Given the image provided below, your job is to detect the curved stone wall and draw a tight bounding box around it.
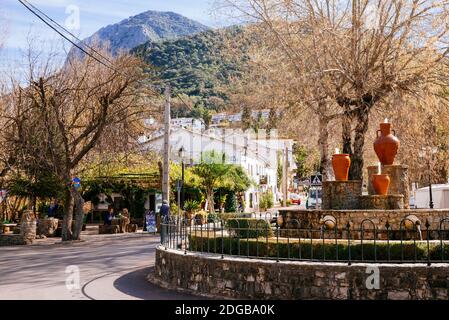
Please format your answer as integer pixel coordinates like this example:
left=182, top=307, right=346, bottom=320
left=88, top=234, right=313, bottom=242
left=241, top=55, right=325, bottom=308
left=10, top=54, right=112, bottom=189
left=278, top=208, right=449, bottom=231
left=151, top=247, right=449, bottom=300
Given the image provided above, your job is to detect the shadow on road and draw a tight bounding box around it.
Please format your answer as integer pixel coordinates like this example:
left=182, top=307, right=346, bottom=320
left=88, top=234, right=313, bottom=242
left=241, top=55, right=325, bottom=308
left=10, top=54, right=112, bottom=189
left=113, top=267, right=203, bottom=300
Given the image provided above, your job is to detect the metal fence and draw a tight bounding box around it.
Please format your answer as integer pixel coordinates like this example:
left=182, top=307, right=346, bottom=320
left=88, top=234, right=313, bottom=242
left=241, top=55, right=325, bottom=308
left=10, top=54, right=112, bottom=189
left=160, top=215, right=449, bottom=265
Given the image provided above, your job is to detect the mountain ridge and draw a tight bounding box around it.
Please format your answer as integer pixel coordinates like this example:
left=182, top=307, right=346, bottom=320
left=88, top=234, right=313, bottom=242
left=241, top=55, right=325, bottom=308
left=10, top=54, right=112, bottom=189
left=68, top=10, right=210, bottom=57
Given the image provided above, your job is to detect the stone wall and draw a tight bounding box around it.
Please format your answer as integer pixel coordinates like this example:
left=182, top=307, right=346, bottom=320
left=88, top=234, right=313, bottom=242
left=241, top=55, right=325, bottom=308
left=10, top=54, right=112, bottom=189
left=152, top=247, right=449, bottom=300
left=367, top=165, right=410, bottom=208
left=322, top=181, right=362, bottom=210
left=0, top=234, right=32, bottom=246
left=279, top=208, right=449, bottom=232
left=358, top=195, right=404, bottom=210
left=0, top=213, right=36, bottom=246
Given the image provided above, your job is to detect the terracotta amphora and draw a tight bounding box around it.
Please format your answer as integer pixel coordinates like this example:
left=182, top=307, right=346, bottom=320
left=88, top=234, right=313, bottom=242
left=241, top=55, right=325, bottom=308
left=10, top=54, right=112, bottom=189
left=332, top=154, right=351, bottom=181
left=374, top=123, right=400, bottom=165
left=372, top=174, right=391, bottom=195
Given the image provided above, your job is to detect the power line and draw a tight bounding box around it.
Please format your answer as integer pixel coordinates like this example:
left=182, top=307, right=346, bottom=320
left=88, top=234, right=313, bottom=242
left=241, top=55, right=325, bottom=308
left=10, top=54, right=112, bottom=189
left=17, top=0, right=116, bottom=72
left=20, top=0, right=114, bottom=67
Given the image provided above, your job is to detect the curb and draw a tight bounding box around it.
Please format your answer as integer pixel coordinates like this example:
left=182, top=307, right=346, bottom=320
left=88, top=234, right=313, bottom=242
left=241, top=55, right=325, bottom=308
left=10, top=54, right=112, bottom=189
left=28, top=232, right=157, bottom=247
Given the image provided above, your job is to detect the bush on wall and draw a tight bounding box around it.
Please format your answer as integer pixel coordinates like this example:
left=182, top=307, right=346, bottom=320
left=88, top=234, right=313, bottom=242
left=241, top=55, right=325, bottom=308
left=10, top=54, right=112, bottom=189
left=225, top=218, right=273, bottom=238
left=188, top=236, right=449, bottom=262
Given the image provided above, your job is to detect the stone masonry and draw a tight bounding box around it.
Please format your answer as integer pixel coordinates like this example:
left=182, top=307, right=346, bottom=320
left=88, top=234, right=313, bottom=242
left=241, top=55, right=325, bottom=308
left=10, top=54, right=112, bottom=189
left=358, top=195, right=404, bottom=210
left=0, top=234, right=31, bottom=246
left=152, top=247, right=449, bottom=300
left=322, top=181, right=362, bottom=210
left=367, top=165, right=410, bottom=208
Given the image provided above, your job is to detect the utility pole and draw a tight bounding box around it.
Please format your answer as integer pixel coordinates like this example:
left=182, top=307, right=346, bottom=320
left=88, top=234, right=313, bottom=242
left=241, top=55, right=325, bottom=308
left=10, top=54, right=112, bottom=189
left=162, top=86, right=171, bottom=203
left=282, top=146, right=289, bottom=207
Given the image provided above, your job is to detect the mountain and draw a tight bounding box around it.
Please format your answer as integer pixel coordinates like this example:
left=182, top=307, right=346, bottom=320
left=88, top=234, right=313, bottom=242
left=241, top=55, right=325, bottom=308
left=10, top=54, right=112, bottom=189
left=132, top=27, right=250, bottom=112
left=69, top=10, right=210, bottom=57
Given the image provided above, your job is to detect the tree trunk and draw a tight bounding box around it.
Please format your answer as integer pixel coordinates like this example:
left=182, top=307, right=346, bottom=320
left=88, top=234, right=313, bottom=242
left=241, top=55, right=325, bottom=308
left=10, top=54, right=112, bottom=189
left=349, top=105, right=370, bottom=181
left=342, top=106, right=353, bottom=155
left=32, top=196, right=37, bottom=217
left=72, top=189, right=85, bottom=240
left=62, top=187, right=74, bottom=241
left=207, top=189, right=215, bottom=214
left=318, top=116, right=331, bottom=181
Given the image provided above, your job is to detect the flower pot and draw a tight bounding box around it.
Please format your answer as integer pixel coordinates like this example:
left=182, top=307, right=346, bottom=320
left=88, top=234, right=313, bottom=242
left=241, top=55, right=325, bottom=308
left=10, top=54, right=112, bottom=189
left=374, top=123, right=400, bottom=165
left=332, top=154, right=351, bottom=181
left=372, top=174, right=391, bottom=195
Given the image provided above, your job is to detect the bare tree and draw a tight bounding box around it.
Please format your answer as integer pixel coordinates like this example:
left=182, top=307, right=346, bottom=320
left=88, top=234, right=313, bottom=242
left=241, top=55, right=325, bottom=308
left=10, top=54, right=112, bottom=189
left=216, top=0, right=449, bottom=180
left=2, top=48, right=156, bottom=241
left=219, top=25, right=340, bottom=180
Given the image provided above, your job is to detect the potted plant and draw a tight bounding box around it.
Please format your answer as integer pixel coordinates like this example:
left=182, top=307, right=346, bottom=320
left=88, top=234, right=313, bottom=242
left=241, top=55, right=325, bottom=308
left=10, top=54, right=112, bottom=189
left=195, top=210, right=207, bottom=225
left=183, top=200, right=200, bottom=221
left=218, top=194, right=227, bottom=214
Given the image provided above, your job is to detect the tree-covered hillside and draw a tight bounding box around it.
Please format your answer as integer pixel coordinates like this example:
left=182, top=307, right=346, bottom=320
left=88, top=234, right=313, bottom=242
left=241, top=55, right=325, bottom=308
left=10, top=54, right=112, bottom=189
left=132, top=27, right=250, bottom=112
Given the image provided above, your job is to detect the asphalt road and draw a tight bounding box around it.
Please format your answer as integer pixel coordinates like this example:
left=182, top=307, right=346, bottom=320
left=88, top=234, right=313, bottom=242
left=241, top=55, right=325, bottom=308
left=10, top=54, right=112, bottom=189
left=0, top=234, right=196, bottom=300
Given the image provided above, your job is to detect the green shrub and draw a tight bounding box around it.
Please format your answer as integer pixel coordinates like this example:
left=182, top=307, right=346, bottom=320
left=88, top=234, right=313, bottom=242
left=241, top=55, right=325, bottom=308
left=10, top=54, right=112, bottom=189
left=188, top=236, right=449, bottom=262
left=170, top=202, right=179, bottom=215
left=259, top=190, right=274, bottom=212
left=224, top=192, right=237, bottom=212
left=207, top=212, right=220, bottom=223
left=184, top=199, right=201, bottom=213
left=218, top=212, right=252, bottom=221
left=225, top=218, right=274, bottom=238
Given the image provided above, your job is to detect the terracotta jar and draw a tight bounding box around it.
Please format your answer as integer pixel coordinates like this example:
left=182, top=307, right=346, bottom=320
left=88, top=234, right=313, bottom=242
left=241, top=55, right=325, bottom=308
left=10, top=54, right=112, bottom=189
left=332, top=154, right=351, bottom=181
left=372, top=174, right=391, bottom=195
left=374, top=123, right=400, bottom=165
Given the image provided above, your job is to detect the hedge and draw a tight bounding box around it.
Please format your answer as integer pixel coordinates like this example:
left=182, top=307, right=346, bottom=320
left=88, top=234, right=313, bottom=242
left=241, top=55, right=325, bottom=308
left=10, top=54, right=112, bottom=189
left=188, top=235, right=449, bottom=262
left=225, top=218, right=274, bottom=238
left=218, top=213, right=253, bottom=221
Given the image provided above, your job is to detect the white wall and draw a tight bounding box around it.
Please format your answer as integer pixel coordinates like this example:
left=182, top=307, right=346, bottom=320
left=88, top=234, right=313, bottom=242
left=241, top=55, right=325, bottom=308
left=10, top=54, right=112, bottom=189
left=142, top=127, right=294, bottom=211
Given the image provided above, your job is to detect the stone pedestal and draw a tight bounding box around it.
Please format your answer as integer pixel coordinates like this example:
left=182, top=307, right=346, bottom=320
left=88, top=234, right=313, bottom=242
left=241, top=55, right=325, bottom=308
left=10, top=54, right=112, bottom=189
left=37, top=218, right=59, bottom=237
left=367, top=165, right=409, bottom=208
left=323, top=181, right=362, bottom=210
left=99, top=225, right=120, bottom=234
left=358, top=195, right=404, bottom=210
left=126, top=224, right=138, bottom=233
left=21, top=222, right=36, bottom=243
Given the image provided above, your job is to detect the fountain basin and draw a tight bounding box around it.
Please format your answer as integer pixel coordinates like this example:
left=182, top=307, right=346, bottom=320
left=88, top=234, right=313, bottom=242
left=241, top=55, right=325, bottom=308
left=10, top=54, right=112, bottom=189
left=278, top=208, right=449, bottom=240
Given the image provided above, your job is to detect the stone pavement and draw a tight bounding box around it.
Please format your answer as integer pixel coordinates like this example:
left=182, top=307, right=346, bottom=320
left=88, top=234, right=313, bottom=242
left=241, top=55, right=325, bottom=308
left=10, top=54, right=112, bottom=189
left=0, top=231, right=196, bottom=300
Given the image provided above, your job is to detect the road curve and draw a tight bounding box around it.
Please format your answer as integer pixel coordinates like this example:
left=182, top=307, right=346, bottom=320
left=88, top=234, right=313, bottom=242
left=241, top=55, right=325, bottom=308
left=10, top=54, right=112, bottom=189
left=0, top=234, right=195, bottom=300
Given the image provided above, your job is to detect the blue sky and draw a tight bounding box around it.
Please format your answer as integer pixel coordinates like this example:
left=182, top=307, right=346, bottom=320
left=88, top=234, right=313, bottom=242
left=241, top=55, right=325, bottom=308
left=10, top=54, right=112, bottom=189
left=0, top=0, right=222, bottom=66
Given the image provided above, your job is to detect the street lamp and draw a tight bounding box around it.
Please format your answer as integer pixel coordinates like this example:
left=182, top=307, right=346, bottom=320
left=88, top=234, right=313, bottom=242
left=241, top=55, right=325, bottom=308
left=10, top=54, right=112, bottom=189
left=419, top=146, right=438, bottom=209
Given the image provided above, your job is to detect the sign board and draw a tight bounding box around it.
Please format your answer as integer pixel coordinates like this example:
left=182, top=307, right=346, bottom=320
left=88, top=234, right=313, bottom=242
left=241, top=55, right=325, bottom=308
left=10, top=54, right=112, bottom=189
left=145, top=210, right=157, bottom=233
left=176, top=179, right=183, bottom=192
left=310, top=174, right=323, bottom=186
left=155, top=193, right=163, bottom=213
left=72, top=177, right=81, bottom=190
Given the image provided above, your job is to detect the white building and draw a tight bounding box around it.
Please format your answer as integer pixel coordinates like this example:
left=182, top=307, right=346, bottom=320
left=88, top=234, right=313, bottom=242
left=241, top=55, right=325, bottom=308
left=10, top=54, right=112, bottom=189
left=211, top=113, right=228, bottom=125
left=171, top=117, right=205, bottom=131
left=142, top=127, right=296, bottom=211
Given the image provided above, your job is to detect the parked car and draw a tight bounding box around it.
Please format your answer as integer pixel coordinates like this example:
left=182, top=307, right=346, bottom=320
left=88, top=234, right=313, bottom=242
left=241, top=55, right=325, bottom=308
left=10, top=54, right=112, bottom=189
left=306, top=189, right=322, bottom=209
left=289, top=193, right=301, bottom=205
